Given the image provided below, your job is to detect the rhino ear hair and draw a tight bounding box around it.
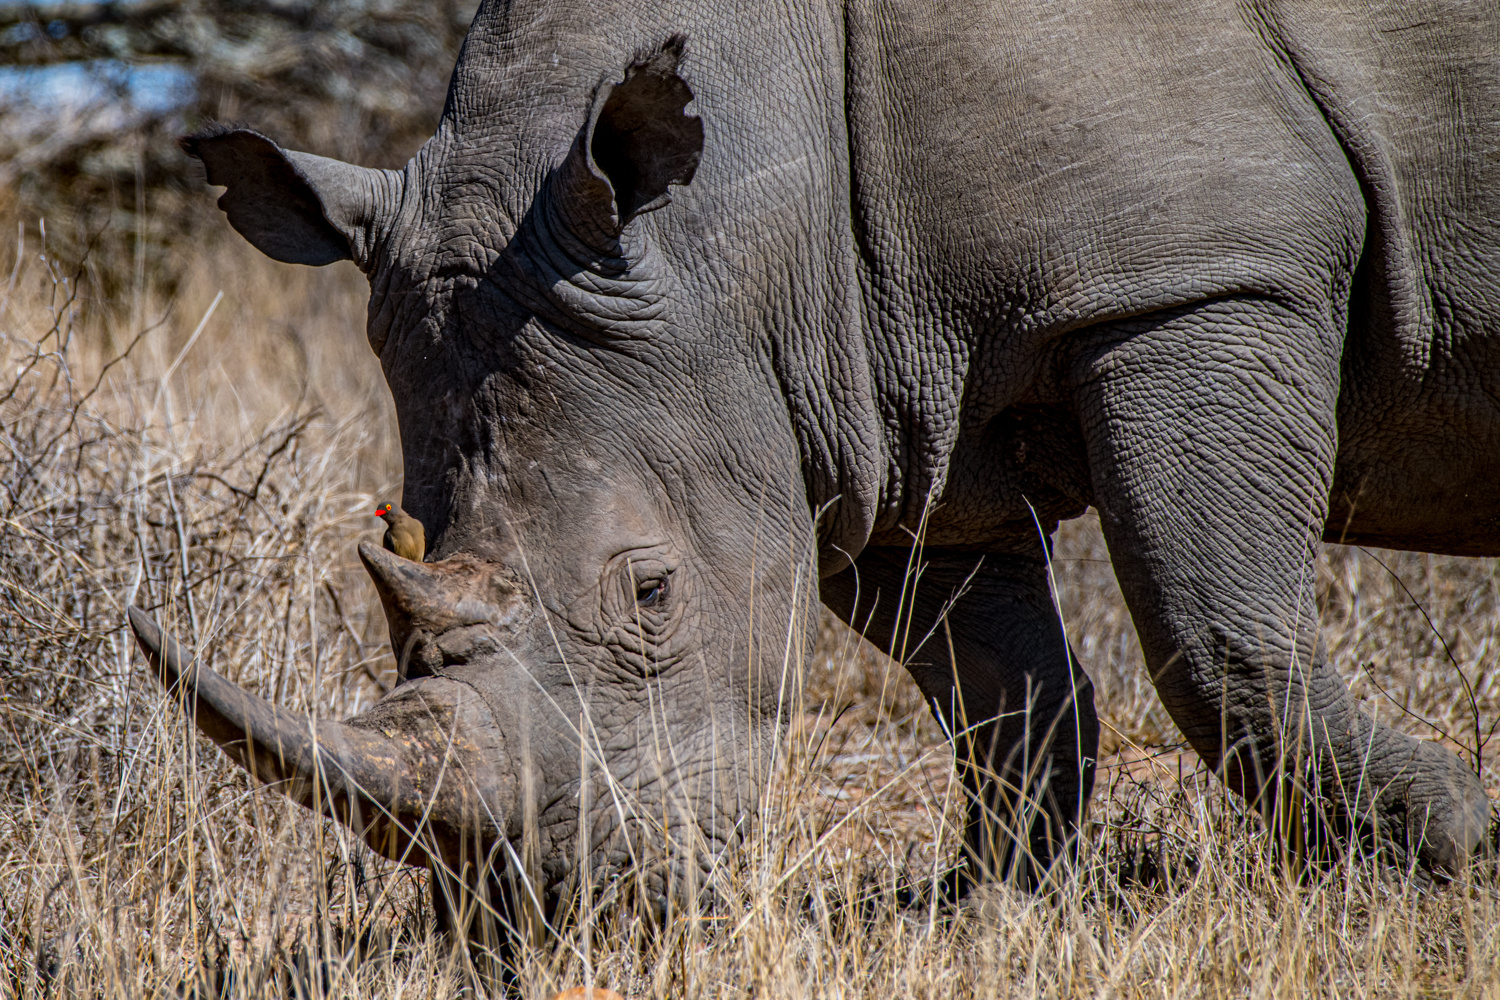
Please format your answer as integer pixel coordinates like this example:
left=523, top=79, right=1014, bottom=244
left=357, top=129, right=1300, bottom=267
left=179, top=126, right=400, bottom=269
left=565, top=35, right=703, bottom=233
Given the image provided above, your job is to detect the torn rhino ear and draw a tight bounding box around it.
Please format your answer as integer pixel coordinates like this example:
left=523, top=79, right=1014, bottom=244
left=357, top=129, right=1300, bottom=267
left=179, top=126, right=402, bottom=270
left=554, top=35, right=704, bottom=240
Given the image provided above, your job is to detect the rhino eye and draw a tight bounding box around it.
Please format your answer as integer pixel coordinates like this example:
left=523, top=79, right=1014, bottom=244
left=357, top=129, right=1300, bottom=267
left=635, top=579, right=666, bottom=608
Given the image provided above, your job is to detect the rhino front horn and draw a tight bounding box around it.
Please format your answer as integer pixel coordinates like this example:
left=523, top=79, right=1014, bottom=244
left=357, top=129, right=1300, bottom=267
left=127, top=607, right=515, bottom=865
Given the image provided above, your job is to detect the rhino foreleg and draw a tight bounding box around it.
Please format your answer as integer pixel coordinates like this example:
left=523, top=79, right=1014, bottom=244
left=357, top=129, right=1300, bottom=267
left=823, top=546, right=1099, bottom=893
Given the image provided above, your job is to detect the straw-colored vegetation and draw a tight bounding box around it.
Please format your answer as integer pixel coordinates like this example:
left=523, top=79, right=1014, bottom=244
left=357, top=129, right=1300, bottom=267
left=2, top=228, right=1498, bottom=998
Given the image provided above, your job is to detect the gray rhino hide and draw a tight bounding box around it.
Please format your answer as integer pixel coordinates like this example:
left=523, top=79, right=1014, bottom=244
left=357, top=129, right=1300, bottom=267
left=135, top=0, right=1497, bottom=937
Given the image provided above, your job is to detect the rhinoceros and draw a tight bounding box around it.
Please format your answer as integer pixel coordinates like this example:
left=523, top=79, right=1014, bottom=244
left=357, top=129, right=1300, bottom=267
left=131, top=0, right=1497, bottom=941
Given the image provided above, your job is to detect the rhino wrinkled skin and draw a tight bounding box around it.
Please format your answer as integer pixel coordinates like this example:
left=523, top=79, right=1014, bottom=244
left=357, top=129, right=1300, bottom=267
left=132, top=0, right=1498, bottom=940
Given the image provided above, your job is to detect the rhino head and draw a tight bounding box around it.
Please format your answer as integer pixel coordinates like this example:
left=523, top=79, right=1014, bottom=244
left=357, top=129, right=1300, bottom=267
left=135, top=11, right=877, bottom=934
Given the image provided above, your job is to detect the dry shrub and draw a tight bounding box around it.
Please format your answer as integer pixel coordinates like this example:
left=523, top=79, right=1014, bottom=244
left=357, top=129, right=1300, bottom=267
left=0, top=226, right=1497, bottom=998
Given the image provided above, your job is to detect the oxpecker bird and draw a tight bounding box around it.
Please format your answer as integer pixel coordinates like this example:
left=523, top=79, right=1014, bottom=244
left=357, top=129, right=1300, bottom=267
left=375, top=502, right=425, bottom=562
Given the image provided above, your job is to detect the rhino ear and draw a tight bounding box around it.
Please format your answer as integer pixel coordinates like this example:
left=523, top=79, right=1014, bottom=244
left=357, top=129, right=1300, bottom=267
left=179, top=126, right=400, bottom=269
left=558, top=36, right=703, bottom=237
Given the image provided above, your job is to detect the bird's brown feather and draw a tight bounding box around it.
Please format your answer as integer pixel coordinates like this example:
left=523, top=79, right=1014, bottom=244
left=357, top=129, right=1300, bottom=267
left=377, top=504, right=425, bottom=562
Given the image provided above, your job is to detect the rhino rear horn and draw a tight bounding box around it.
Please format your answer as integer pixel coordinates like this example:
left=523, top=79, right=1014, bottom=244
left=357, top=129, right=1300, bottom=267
left=359, top=541, right=529, bottom=653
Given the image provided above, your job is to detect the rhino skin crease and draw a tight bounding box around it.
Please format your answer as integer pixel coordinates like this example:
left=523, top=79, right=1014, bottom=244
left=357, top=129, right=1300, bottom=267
left=139, top=0, right=1498, bottom=947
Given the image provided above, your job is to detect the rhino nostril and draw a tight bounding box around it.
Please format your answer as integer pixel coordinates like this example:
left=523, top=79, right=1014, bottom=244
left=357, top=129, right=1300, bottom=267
left=398, top=631, right=441, bottom=682
left=435, top=626, right=499, bottom=667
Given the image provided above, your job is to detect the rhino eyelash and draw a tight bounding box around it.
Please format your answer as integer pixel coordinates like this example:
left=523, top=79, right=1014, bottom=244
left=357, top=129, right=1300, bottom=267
left=635, top=579, right=666, bottom=608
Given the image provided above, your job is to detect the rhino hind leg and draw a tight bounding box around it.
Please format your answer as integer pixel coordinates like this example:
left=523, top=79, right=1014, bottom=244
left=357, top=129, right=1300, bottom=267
left=1071, top=295, right=1489, bottom=874
left=823, top=546, right=1099, bottom=893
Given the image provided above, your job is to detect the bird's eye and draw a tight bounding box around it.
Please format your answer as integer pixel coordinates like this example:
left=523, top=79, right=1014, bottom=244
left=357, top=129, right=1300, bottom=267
left=635, top=579, right=665, bottom=608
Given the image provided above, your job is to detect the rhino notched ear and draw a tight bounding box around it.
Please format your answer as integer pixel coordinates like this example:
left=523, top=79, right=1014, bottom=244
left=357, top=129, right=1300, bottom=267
left=561, top=35, right=703, bottom=236
left=590, top=35, right=703, bottom=222
left=179, top=125, right=400, bottom=269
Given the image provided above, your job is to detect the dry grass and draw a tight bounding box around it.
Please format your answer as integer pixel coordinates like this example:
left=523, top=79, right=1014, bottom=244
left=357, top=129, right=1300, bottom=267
left=1, top=228, right=1498, bottom=998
